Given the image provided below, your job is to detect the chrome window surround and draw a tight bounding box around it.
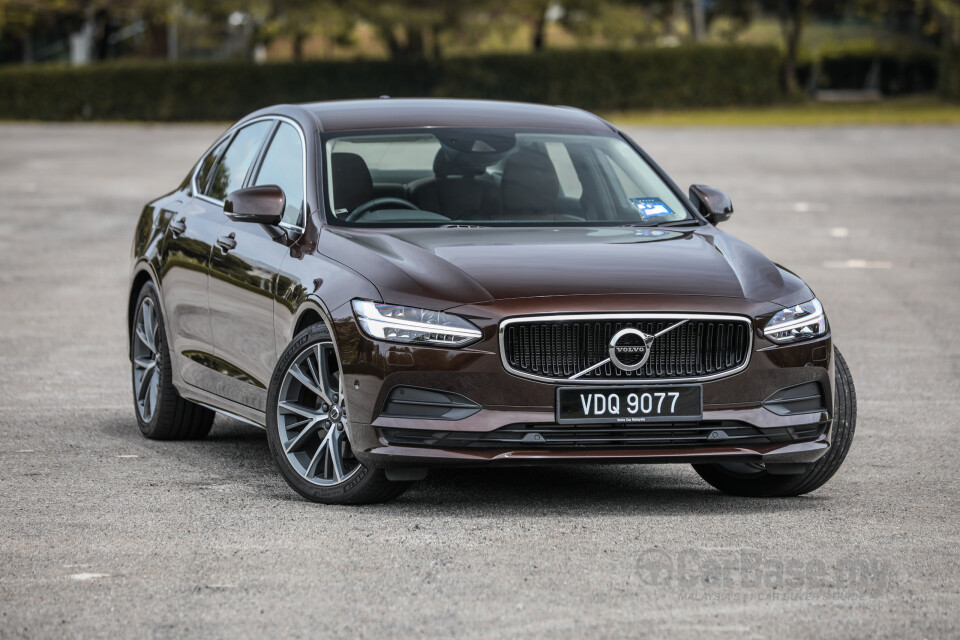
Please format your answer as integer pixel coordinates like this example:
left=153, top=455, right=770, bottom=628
left=498, top=313, right=754, bottom=385
left=190, top=115, right=309, bottom=234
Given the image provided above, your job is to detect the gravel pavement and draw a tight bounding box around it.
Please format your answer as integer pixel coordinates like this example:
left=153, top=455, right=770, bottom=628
left=0, top=122, right=958, bottom=639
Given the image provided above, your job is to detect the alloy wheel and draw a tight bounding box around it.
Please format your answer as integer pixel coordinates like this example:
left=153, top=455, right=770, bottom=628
left=132, top=297, right=161, bottom=423
left=276, top=341, right=361, bottom=486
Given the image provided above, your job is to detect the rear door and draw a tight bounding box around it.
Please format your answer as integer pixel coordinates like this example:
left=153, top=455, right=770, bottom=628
left=159, top=135, right=231, bottom=391
left=208, top=119, right=307, bottom=410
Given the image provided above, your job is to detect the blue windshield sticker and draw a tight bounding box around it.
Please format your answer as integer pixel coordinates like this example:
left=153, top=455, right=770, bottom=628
left=629, top=197, right=674, bottom=220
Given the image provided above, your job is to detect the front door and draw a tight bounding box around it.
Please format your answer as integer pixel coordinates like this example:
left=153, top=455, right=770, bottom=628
left=207, top=119, right=307, bottom=410
left=208, top=223, right=292, bottom=410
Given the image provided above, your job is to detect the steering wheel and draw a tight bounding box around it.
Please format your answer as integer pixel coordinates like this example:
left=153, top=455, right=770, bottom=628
left=345, top=197, right=421, bottom=222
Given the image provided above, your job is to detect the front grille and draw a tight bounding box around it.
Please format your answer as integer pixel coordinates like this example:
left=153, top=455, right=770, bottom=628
left=500, top=315, right=752, bottom=383
left=381, top=421, right=826, bottom=450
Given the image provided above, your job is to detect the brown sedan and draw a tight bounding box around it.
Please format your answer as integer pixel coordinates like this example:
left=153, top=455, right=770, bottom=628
left=128, top=99, right=856, bottom=504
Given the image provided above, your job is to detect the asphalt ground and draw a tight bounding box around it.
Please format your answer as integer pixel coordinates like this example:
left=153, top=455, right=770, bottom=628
left=0, top=123, right=958, bottom=639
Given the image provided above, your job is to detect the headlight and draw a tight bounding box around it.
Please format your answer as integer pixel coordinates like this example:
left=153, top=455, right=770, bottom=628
left=763, top=298, right=827, bottom=344
left=351, top=300, right=482, bottom=347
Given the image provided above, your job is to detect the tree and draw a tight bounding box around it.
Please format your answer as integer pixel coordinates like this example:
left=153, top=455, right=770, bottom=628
left=254, top=0, right=352, bottom=61
left=0, top=0, right=85, bottom=62
left=856, top=0, right=960, bottom=48
left=777, top=0, right=808, bottom=94
left=758, top=0, right=840, bottom=95
left=342, top=0, right=475, bottom=60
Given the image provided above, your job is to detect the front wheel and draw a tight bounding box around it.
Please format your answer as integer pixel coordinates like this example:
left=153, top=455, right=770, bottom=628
left=693, top=347, right=857, bottom=497
left=265, top=324, right=411, bottom=504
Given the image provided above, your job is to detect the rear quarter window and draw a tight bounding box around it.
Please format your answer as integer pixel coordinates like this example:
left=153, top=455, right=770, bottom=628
left=194, top=138, right=228, bottom=195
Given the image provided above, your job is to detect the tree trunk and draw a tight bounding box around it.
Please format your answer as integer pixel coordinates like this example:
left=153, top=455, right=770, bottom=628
left=532, top=11, right=547, bottom=51
left=407, top=27, right=425, bottom=59
left=691, top=0, right=706, bottom=42
left=431, top=25, right=442, bottom=60
left=292, top=32, right=306, bottom=61
left=380, top=25, right=402, bottom=60
left=93, top=10, right=113, bottom=61
left=779, top=0, right=805, bottom=94
left=22, top=33, right=34, bottom=64
left=144, top=19, right=169, bottom=59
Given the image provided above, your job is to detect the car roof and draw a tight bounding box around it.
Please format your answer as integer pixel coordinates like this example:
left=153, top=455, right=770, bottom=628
left=244, top=98, right=616, bottom=133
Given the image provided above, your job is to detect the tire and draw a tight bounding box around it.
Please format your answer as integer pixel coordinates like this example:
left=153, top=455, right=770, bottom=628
left=130, top=282, right=214, bottom=440
left=693, top=346, right=857, bottom=497
left=265, top=323, right=411, bottom=505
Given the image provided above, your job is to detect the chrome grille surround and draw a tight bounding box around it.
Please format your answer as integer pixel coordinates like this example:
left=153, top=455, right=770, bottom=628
left=498, top=313, right=754, bottom=385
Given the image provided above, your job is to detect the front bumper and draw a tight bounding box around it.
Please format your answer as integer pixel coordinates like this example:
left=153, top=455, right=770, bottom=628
left=332, top=295, right=835, bottom=470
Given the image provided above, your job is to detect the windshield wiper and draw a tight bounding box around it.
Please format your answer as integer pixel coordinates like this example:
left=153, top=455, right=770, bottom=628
left=657, top=219, right=702, bottom=227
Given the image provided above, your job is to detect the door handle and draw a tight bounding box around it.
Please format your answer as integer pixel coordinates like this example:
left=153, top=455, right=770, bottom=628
left=169, top=217, right=186, bottom=236
left=217, top=233, right=237, bottom=252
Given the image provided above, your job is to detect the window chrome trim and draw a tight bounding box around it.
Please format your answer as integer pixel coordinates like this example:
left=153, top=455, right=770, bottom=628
left=190, top=114, right=309, bottom=233
left=498, top=313, right=754, bottom=385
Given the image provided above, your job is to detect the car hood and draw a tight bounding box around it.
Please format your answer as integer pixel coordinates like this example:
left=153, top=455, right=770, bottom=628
left=318, top=225, right=810, bottom=310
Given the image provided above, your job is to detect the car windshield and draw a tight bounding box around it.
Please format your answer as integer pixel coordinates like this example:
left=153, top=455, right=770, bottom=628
left=322, top=128, right=694, bottom=227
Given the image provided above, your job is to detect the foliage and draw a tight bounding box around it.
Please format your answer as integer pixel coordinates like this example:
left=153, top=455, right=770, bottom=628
left=434, top=46, right=782, bottom=108
left=798, top=49, right=941, bottom=93
left=0, top=45, right=782, bottom=120
left=943, top=47, right=960, bottom=98
left=605, top=96, right=960, bottom=125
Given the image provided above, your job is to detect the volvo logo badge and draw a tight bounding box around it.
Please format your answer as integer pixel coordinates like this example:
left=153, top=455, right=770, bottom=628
left=608, top=328, right=654, bottom=371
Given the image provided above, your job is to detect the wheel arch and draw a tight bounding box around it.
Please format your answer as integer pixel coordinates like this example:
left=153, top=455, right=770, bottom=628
left=293, top=307, right=325, bottom=336
left=128, top=268, right=155, bottom=330
left=289, top=295, right=338, bottom=338
left=128, top=262, right=168, bottom=363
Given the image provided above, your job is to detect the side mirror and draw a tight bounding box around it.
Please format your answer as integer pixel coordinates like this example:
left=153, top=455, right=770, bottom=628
left=689, top=184, right=733, bottom=225
left=224, top=185, right=285, bottom=225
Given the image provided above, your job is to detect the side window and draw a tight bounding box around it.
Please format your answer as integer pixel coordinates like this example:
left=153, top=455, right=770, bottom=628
left=254, top=123, right=305, bottom=227
left=206, top=120, right=272, bottom=201
left=194, top=138, right=228, bottom=194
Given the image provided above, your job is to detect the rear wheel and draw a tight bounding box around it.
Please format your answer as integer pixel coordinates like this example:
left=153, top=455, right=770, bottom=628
left=693, top=347, right=856, bottom=497
left=265, top=324, right=411, bottom=504
left=130, top=282, right=214, bottom=440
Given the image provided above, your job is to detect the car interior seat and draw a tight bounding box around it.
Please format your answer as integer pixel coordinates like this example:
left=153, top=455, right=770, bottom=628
left=409, top=150, right=499, bottom=220
left=330, top=152, right=374, bottom=214
left=499, top=147, right=563, bottom=221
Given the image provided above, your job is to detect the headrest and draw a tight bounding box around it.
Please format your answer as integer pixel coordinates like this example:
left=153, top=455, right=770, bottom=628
left=501, top=149, right=559, bottom=214
left=331, top=152, right=374, bottom=213
left=433, top=149, right=485, bottom=178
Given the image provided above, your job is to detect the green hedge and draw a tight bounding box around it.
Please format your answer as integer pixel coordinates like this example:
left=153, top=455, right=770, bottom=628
left=797, top=51, right=940, bottom=95
left=943, top=48, right=960, bottom=101
left=435, top=47, right=782, bottom=110
left=0, top=46, right=782, bottom=121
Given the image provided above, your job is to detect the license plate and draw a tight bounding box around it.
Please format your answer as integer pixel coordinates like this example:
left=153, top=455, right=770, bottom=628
left=556, top=385, right=703, bottom=424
